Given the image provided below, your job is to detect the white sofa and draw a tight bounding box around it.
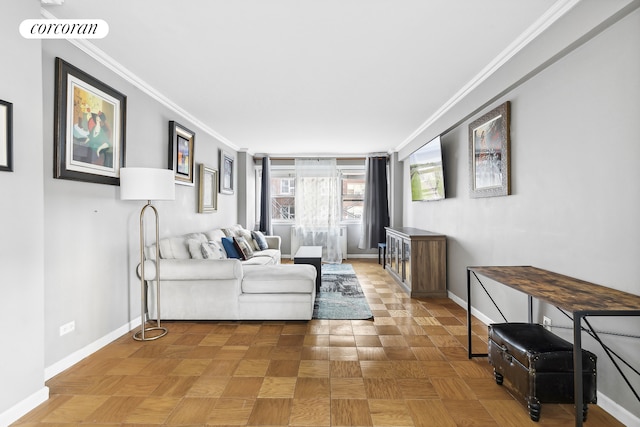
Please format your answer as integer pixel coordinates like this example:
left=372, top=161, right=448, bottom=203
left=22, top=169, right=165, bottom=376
left=140, top=225, right=317, bottom=320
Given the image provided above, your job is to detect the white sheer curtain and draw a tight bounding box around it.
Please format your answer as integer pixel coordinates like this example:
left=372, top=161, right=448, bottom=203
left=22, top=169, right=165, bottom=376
left=294, top=158, right=343, bottom=264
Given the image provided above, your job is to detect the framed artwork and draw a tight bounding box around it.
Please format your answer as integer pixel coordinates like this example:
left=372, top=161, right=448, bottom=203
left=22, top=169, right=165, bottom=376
left=219, top=149, right=234, bottom=194
left=469, top=101, right=511, bottom=198
left=169, top=121, right=195, bottom=186
left=0, top=99, right=12, bottom=172
left=54, top=57, right=126, bottom=185
left=198, top=164, right=218, bottom=213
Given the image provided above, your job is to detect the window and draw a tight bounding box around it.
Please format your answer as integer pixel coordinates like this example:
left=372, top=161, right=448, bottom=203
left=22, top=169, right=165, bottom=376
left=341, top=171, right=365, bottom=221
left=270, top=171, right=296, bottom=221
left=280, top=178, right=295, bottom=195
left=256, top=164, right=366, bottom=223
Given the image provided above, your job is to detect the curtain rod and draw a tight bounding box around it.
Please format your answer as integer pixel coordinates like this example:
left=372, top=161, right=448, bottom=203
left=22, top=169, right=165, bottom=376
left=254, top=153, right=389, bottom=160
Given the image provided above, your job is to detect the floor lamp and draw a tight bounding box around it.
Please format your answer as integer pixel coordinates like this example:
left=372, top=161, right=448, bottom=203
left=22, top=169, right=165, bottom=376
left=120, top=167, right=175, bottom=341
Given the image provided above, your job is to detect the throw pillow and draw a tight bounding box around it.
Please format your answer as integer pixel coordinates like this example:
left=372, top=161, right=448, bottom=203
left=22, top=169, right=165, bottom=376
left=221, top=237, right=242, bottom=259
left=251, top=230, right=269, bottom=250
left=221, top=227, right=237, bottom=237
left=202, top=242, right=225, bottom=260
left=233, top=236, right=254, bottom=260
left=208, top=240, right=227, bottom=259
left=201, top=242, right=217, bottom=259
left=187, top=239, right=205, bottom=259
left=237, top=228, right=253, bottom=243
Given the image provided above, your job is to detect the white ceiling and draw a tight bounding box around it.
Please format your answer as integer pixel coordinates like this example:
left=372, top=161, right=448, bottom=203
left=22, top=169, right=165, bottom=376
left=43, top=0, right=561, bottom=156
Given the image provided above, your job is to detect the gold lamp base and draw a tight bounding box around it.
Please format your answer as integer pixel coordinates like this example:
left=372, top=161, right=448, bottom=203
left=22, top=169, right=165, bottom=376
left=133, top=324, right=168, bottom=341
left=134, top=201, right=168, bottom=342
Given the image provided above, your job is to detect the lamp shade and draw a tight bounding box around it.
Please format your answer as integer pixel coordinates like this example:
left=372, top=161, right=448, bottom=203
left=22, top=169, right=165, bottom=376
left=120, top=167, right=175, bottom=201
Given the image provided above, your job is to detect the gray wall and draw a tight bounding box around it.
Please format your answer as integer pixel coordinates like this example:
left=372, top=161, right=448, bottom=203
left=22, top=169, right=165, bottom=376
left=237, top=150, right=256, bottom=228
left=403, top=9, right=640, bottom=420
left=1, top=0, right=638, bottom=424
left=0, top=0, right=47, bottom=420
left=41, top=41, right=238, bottom=369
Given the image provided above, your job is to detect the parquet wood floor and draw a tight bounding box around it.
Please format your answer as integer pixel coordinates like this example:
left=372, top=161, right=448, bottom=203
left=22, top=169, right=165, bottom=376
left=12, top=259, right=623, bottom=426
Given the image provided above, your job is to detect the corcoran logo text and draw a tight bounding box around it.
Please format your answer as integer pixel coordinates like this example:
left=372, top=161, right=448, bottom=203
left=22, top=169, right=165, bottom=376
left=20, top=19, right=109, bottom=39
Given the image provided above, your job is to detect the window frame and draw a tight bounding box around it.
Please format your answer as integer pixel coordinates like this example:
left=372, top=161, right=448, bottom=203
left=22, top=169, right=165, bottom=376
left=339, top=169, right=366, bottom=223
left=255, top=163, right=366, bottom=225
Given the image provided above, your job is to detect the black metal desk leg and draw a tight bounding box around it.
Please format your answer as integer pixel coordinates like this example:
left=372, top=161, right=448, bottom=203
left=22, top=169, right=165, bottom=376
left=528, top=295, right=533, bottom=323
left=574, top=313, right=584, bottom=427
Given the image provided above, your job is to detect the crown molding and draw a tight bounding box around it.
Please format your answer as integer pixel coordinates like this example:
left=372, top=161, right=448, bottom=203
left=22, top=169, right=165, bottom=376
left=40, top=8, right=239, bottom=151
left=394, top=0, right=580, bottom=152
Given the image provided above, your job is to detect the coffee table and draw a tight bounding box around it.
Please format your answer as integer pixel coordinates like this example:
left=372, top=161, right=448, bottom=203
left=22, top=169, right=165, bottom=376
left=294, top=246, right=322, bottom=291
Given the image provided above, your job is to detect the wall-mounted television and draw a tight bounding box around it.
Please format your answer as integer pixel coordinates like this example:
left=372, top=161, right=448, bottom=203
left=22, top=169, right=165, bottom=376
left=409, top=135, right=445, bottom=201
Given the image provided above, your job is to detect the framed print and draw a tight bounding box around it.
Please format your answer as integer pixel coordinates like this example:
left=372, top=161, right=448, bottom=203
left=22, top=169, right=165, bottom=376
left=54, top=57, right=126, bottom=185
left=219, top=149, right=234, bottom=194
left=0, top=99, right=12, bottom=172
left=198, top=164, right=218, bottom=213
left=169, top=121, right=195, bottom=186
left=469, top=101, right=511, bottom=198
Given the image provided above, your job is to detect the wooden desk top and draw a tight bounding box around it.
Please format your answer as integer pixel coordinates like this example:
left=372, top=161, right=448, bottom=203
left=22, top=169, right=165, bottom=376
left=468, top=266, right=640, bottom=314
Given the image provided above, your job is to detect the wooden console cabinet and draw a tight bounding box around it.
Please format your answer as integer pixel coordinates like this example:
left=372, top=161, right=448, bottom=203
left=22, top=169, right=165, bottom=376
left=385, top=227, right=447, bottom=298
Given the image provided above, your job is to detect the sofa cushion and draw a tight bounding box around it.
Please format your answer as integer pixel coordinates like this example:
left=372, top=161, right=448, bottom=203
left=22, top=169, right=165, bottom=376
left=185, top=232, right=208, bottom=243
left=159, top=237, right=190, bottom=259
left=252, top=248, right=280, bottom=259
left=206, top=229, right=227, bottom=244
left=242, top=265, right=316, bottom=293
left=221, top=237, right=242, bottom=259
left=241, top=256, right=274, bottom=265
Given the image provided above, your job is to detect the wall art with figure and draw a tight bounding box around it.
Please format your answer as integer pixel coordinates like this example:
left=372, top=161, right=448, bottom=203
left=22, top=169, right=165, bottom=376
left=169, top=121, right=195, bottom=186
left=54, top=57, right=126, bottom=185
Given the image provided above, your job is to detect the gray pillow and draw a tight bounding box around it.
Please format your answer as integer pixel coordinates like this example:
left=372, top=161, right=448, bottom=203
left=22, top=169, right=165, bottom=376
left=251, top=230, right=269, bottom=250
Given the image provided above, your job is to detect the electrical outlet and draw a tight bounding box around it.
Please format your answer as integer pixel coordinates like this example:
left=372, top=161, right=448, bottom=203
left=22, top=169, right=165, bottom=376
left=542, top=316, right=552, bottom=331
left=59, top=321, right=75, bottom=336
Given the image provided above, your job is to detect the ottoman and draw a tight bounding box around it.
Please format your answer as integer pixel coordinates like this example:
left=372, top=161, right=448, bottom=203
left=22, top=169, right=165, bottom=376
left=239, top=264, right=317, bottom=320
left=488, top=322, right=597, bottom=422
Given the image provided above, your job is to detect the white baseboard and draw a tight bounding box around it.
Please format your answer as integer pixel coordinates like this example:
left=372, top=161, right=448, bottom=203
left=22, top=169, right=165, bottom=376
left=0, top=386, right=49, bottom=427
left=596, top=392, right=640, bottom=427
left=447, top=290, right=496, bottom=325
left=2, top=318, right=140, bottom=426
left=44, top=317, right=140, bottom=380
left=344, top=254, right=377, bottom=259
left=447, top=291, right=640, bottom=427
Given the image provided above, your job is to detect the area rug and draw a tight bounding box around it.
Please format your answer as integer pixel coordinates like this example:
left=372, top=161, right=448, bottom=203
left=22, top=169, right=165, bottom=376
left=313, top=264, right=374, bottom=320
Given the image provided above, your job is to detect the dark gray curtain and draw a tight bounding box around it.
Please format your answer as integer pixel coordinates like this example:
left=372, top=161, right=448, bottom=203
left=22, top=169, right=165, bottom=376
left=259, top=156, right=272, bottom=235
left=359, top=156, right=389, bottom=249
